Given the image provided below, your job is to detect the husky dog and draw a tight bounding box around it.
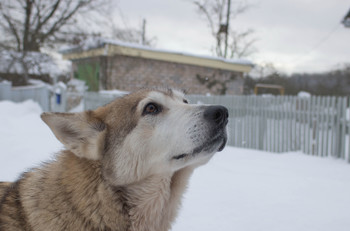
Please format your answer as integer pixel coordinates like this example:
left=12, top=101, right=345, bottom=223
left=0, top=88, right=228, bottom=231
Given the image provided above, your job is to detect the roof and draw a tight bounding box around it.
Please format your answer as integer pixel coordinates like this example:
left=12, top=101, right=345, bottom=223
left=60, top=38, right=254, bottom=73
left=255, top=83, right=284, bottom=89
left=342, top=9, right=350, bottom=27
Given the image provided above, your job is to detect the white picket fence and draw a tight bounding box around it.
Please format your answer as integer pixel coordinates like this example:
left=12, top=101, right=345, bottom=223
left=0, top=81, right=50, bottom=111
left=188, top=95, right=350, bottom=163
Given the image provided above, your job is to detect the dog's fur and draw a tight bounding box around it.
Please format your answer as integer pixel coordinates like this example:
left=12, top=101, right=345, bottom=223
left=0, top=88, right=228, bottom=231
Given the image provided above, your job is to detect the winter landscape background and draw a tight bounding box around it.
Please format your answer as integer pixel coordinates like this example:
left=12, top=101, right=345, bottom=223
left=1, top=100, right=350, bottom=231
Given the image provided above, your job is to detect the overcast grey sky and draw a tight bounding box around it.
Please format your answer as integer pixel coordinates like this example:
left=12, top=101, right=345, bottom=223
left=116, top=0, right=350, bottom=74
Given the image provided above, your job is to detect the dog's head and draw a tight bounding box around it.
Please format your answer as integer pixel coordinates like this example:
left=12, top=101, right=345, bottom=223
left=41, top=88, right=228, bottom=185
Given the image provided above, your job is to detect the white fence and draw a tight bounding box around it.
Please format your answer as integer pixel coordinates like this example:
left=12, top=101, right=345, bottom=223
left=84, top=92, right=126, bottom=110
left=188, top=95, right=350, bottom=162
left=0, top=81, right=50, bottom=111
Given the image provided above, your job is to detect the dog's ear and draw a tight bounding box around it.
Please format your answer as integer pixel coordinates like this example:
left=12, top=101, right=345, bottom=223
left=41, top=111, right=106, bottom=160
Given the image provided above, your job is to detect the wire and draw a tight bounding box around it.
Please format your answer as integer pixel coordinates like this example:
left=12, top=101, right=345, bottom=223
left=291, top=23, right=341, bottom=64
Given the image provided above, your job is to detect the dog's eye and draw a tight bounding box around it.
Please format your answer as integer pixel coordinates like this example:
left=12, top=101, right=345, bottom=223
left=143, top=103, right=161, bottom=115
left=183, top=99, right=189, bottom=104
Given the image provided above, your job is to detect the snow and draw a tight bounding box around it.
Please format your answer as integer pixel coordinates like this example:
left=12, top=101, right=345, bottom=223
left=99, top=89, right=129, bottom=95
left=298, top=91, right=312, bottom=97
left=172, top=150, right=350, bottom=231
left=1, top=100, right=350, bottom=231
left=0, top=50, right=66, bottom=77
left=0, top=100, right=62, bottom=181
left=56, top=81, right=67, bottom=90
left=42, top=50, right=72, bottom=75
left=0, top=79, right=11, bottom=84
left=69, top=100, right=84, bottom=113
left=28, top=79, right=52, bottom=88
left=60, top=37, right=254, bottom=67
left=67, top=78, right=87, bottom=92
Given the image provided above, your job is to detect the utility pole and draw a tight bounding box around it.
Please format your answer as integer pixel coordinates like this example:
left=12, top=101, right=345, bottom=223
left=141, top=19, right=146, bottom=45
left=224, top=0, right=231, bottom=58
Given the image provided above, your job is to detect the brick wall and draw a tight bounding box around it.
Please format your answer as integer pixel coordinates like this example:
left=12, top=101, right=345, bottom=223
left=72, top=55, right=245, bottom=95
left=105, top=55, right=244, bottom=95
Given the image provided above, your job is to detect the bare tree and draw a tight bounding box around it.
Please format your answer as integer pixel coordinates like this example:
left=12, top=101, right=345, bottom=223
left=0, top=0, right=112, bottom=52
left=228, top=28, right=257, bottom=59
left=0, top=0, right=114, bottom=85
left=193, top=0, right=256, bottom=59
left=99, top=6, right=157, bottom=47
left=1, top=50, right=57, bottom=85
left=250, top=62, right=279, bottom=79
left=106, top=18, right=156, bottom=46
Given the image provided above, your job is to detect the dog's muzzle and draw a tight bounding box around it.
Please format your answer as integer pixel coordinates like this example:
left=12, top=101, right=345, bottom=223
left=173, top=105, right=229, bottom=160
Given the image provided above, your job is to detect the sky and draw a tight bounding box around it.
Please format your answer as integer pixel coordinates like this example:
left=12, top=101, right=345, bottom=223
left=114, top=0, right=350, bottom=75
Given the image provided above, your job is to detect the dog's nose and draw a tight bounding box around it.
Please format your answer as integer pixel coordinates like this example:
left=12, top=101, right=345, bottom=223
left=203, top=106, right=229, bottom=126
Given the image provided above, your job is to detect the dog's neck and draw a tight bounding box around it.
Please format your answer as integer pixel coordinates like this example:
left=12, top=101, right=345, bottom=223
left=122, top=167, right=194, bottom=231
left=58, top=151, right=194, bottom=231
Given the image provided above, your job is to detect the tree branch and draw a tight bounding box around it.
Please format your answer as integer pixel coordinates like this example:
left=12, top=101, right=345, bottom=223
left=34, top=0, right=61, bottom=35
left=193, top=1, right=216, bottom=35
left=1, top=11, right=21, bottom=51
left=39, top=0, right=90, bottom=42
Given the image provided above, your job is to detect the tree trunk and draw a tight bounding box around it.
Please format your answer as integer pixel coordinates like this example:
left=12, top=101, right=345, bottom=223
left=23, top=0, right=34, bottom=51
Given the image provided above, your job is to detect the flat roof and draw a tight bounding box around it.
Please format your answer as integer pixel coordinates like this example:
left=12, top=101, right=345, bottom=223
left=61, top=38, right=254, bottom=73
left=255, top=83, right=284, bottom=89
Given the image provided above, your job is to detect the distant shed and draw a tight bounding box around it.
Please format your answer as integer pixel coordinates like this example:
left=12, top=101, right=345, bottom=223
left=254, top=84, right=285, bottom=95
left=61, top=39, right=253, bottom=95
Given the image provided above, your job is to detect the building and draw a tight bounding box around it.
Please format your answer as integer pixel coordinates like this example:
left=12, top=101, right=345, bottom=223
left=61, top=38, right=253, bottom=95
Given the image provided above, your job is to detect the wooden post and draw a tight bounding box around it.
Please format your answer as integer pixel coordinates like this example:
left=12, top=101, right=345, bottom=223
left=340, top=97, right=347, bottom=159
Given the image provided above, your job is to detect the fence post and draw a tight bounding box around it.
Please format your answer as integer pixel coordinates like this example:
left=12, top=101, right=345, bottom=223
left=324, top=96, right=331, bottom=157
left=0, top=81, right=12, bottom=100
left=315, top=96, right=321, bottom=156
left=259, top=97, right=266, bottom=151
left=335, top=97, right=342, bottom=158
left=348, top=97, right=350, bottom=163
left=319, top=97, right=327, bottom=156
left=273, top=96, right=277, bottom=152
left=306, top=97, right=312, bottom=155
left=340, top=97, right=347, bottom=159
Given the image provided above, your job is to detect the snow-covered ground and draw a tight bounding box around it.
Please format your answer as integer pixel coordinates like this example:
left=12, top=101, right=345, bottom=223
left=1, top=100, right=350, bottom=231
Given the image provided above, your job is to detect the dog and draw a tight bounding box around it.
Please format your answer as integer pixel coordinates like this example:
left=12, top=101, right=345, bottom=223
left=0, top=88, right=228, bottom=231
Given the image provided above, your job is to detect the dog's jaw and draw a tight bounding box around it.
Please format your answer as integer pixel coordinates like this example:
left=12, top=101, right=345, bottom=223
left=172, top=128, right=227, bottom=162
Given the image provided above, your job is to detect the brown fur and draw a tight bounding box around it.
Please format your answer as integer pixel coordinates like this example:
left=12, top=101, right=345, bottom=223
left=0, top=182, right=11, bottom=199
left=0, top=152, right=193, bottom=231
left=0, top=88, right=227, bottom=231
